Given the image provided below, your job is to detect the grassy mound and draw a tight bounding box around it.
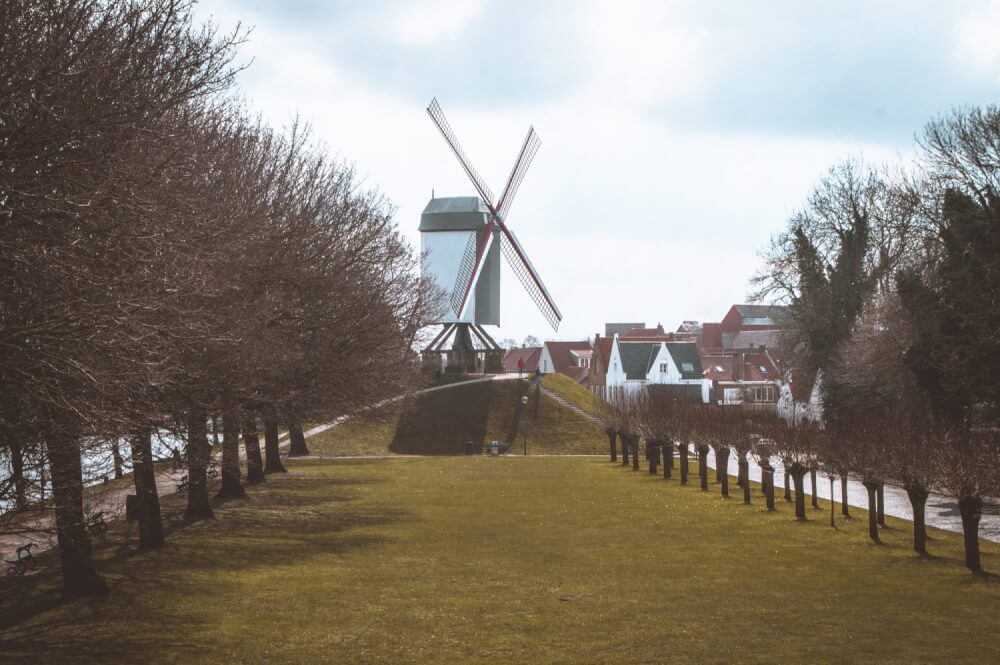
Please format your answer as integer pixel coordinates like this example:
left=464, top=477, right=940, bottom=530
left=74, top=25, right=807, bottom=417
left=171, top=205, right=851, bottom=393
left=308, top=378, right=606, bottom=456
left=3, top=457, right=998, bottom=664
left=540, top=372, right=604, bottom=416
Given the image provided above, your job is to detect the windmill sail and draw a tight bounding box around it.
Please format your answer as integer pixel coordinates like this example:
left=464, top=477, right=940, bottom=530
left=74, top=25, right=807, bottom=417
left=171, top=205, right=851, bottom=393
left=496, top=127, right=540, bottom=222
left=426, top=98, right=495, bottom=208
left=498, top=222, right=562, bottom=331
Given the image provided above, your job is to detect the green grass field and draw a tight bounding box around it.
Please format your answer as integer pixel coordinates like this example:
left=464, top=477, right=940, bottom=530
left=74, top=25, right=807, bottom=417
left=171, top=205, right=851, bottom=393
left=307, top=378, right=607, bottom=456
left=2, top=455, right=998, bottom=664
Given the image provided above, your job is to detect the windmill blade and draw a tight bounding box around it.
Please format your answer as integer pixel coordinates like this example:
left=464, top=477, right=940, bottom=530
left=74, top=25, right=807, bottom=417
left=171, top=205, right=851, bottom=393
left=451, top=221, right=497, bottom=319
left=496, top=127, right=540, bottom=222
left=497, top=222, right=562, bottom=331
left=426, top=98, right=495, bottom=209
left=449, top=232, right=478, bottom=315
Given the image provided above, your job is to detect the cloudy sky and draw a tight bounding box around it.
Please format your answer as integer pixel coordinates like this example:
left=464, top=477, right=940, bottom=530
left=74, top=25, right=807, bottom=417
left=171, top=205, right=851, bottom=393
left=194, top=0, right=1000, bottom=344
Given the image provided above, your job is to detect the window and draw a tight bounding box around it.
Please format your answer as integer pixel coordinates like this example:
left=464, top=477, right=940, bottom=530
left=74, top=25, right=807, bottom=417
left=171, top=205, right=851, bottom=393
left=681, top=362, right=695, bottom=373
left=659, top=363, right=668, bottom=373
left=750, top=386, right=776, bottom=402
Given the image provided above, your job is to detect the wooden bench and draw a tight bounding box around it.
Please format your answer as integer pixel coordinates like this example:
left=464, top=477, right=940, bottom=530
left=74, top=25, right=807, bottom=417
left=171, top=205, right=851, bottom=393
left=86, top=511, right=107, bottom=536
left=5, top=543, right=36, bottom=577
left=175, top=475, right=189, bottom=493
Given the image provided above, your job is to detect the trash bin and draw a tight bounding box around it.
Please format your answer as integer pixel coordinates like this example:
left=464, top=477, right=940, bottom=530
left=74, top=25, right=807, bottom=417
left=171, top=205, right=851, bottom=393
left=464, top=441, right=475, bottom=456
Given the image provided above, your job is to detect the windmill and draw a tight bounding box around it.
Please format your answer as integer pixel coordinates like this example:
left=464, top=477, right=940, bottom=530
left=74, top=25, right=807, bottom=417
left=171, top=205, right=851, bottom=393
left=421, top=98, right=562, bottom=372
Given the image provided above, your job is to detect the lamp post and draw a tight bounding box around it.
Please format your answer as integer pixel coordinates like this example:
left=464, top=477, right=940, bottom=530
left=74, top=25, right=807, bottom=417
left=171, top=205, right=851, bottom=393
left=521, top=395, right=529, bottom=456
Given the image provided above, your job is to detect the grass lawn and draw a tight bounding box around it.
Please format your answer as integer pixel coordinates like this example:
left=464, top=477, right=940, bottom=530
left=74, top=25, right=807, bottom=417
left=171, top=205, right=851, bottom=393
left=2, top=456, right=998, bottom=664
left=307, top=379, right=606, bottom=456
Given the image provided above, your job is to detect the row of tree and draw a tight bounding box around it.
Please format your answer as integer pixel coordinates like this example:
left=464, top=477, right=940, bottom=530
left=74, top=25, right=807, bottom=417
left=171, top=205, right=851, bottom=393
left=1, top=0, right=440, bottom=597
left=598, top=105, right=1000, bottom=574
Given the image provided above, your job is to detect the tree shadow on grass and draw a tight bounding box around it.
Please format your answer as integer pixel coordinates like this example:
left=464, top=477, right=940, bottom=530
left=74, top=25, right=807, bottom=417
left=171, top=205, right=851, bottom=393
left=0, top=471, right=413, bottom=645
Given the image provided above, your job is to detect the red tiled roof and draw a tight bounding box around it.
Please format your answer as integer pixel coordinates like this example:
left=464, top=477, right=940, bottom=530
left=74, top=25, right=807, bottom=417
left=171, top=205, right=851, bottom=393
left=503, top=347, right=541, bottom=373
left=700, top=355, right=735, bottom=381
left=623, top=324, right=666, bottom=337
left=543, top=341, right=592, bottom=376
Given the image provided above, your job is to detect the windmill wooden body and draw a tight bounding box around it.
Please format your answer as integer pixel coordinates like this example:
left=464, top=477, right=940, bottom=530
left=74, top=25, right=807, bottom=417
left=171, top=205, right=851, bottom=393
left=421, top=98, right=561, bottom=372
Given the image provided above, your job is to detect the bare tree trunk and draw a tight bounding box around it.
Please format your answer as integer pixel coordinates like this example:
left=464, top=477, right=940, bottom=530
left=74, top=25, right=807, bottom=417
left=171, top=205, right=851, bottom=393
left=262, top=404, right=286, bottom=474
left=110, top=440, right=124, bottom=479
left=905, top=485, right=929, bottom=556
left=763, top=463, right=775, bottom=512
left=717, top=446, right=730, bottom=498
left=783, top=466, right=792, bottom=502
left=876, top=481, right=885, bottom=527
left=810, top=468, right=819, bottom=508
left=841, top=475, right=851, bottom=517
left=862, top=481, right=880, bottom=543
left=241, top=410, right=265, bottom=485
left=829, top=477, right=835, bottom=527
left=216, top=401, right=244, bottom=499
left=662, top=442, right=672, bottom=479
left=49, top=435, right=107, bottom=597
left=129, top=430, right=165, bottom=550
left=10, top=441, right=27, bottom=510
left=648, top=442, right=659, bottom=475
left=697, top=445, right=709, bottom=491
left=630, top=436, right=639, bottom=471
left=287, top=405, right=309, bottom=457
left=678, top=443, right=689, bottom=485
left=621, top=433, right=630, bottom=467
left=958, top=495, right=983, bottom=573
left=714, top=447, right=723, bottom=483
left=742, top=456, right=751, bottom=504
left=791, top=463, right=807, bottom=521
left=607, top=430, right=618, bottom=462
left=184, top=409, right=214, bottom=521
left=210, top=415, right=221, bottom=449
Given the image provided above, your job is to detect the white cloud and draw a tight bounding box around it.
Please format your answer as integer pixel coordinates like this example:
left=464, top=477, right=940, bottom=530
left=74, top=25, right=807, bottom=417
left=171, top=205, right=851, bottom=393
left=388, top=0, right=488, bottom=46
left=953, top=0, right=1000, bottom=84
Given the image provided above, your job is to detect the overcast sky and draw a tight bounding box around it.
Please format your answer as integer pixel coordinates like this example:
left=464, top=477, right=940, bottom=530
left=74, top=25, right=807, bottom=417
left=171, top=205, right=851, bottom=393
left=194, top=0, right=1000, bottom=344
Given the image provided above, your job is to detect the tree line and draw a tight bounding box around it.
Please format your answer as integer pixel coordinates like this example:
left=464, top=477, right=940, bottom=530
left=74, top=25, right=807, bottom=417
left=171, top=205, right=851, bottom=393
left=1, top=0, right=440, bottom=597
left=598, top=105, right=1000, bottom=575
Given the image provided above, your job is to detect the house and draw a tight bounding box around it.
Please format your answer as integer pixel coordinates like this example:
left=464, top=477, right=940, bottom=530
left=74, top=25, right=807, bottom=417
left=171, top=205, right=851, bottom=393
left=621, top=323, right=696, bottom=343
left=700, top=350, right=780, bottom=407
left=538, top=341, right=592, bottom=383
left=600, top=336, right=710, bottom=402
left=502, top=346, right=541, bottom=374
left=588, top=334, right=615, bottom=387
left=692, top=304, right=788, bottom=352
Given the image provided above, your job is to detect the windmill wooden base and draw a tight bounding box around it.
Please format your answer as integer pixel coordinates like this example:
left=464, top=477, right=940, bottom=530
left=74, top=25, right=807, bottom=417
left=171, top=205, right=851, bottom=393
left=422, top=323, right=503, bottom=374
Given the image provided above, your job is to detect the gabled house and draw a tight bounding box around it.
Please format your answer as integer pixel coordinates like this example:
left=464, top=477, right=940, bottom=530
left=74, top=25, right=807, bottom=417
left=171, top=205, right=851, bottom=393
left=600, top=336, right=710, bottom=402
left=502, top=346, right=541, bottom=374
left=588, top=334, right=615, bottom=387
left=538, top=340, right=592, bottom=383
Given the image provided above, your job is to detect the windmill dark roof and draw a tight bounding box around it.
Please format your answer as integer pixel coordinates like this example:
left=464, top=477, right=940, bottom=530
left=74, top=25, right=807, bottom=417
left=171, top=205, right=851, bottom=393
left=618, top=342, right=659, bottom=380
left=665, top=342, right=704, bottom=380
